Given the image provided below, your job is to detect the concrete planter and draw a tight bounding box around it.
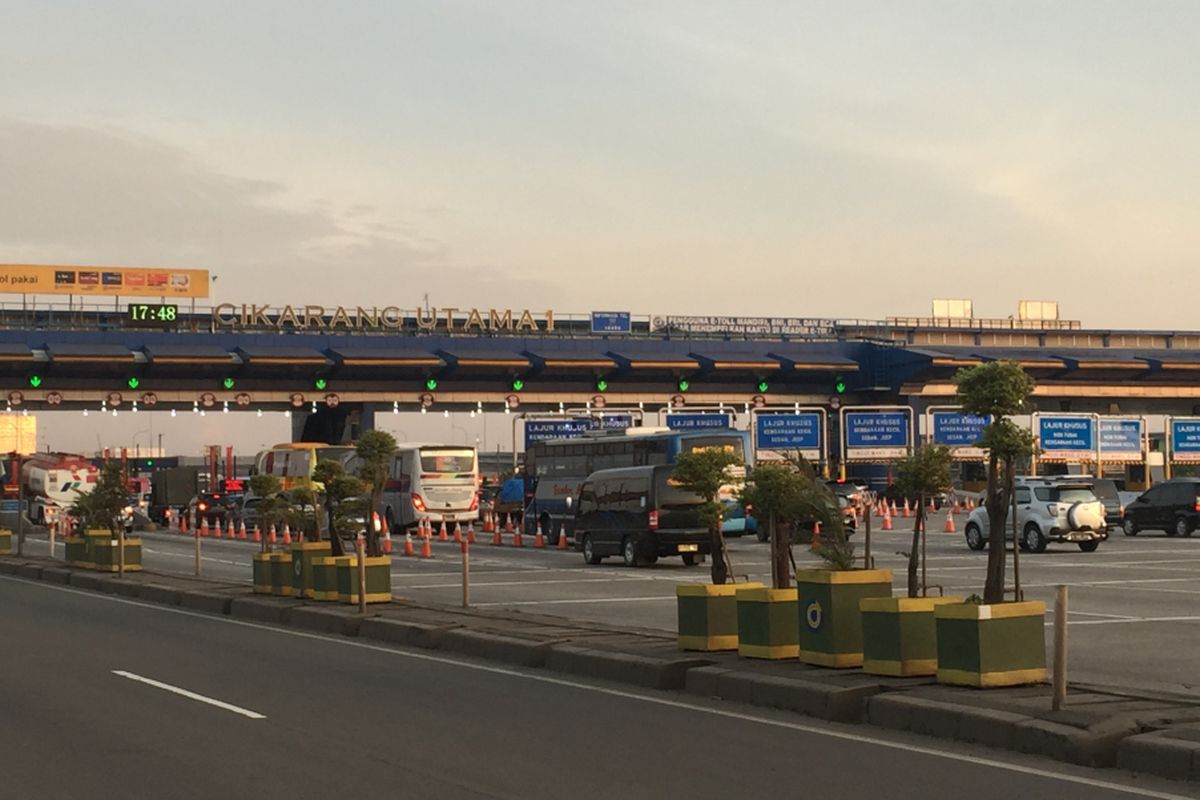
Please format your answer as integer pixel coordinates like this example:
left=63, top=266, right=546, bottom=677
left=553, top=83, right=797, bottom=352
left=252, top=552, right=273, bottom=594
left=676, top=582, right=763, bottom=651
left=737, top=587, right=800, bottom=659
left=337, top=556, right=392, bottom=604
left=291, top=541, right=332, bottom=599
left=65, top=536, right=90, bottom=567
left=91, top=536, right=143, bottom=573
left=935, top=601, right=1048, bottom=688
left=0, top=529, right=10, bottom=555
left=860, top=596, right=961, bottom=677
left=269, top=552, right=293, bottom=596
left=312, top=556, right=351, bottom=602
left=83, top=530, right=111, bottom=566
left=796, top=568, right=893, bottom=668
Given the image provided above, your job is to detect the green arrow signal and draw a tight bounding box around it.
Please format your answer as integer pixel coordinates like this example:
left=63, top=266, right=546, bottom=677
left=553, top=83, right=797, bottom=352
left=596, top=379, right=608, bottom=393
left=315, top=378, right=328, bottom=391
left=28, top=375, right=42, bottom=388
left=127, top=377, right=140, bottom=390
left=223, top=377, right=235, bottom=390
left=425, top=378, right=438, bottom=391
left=511, top=379, right=525, bottom=392
left=757, top=380, right=769, bottom=393
left=677, top=379, right=690, bottom=393
left=835, top=378, right=847, bottom=394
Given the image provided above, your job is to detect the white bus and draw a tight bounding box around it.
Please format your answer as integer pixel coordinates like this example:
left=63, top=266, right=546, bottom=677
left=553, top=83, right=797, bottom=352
left=378, top=444, right=480, bottom=532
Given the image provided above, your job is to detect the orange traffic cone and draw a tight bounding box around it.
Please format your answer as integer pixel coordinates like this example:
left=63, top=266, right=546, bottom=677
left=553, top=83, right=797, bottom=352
left=557, top=523, right=569, bottom=550
left=944, top=513, right=956, bottom=533
left=180, top=514, right=189, bottom=534
left=467, top=523, right=477, bottom=544
left=382, top=528, right=394, bottom=555
left=891, top=500, right=899, bottom=518
left=252, top=525, right=262, bottom=543
left=504, top=514, right=514, bottom=534
left=534, top=521, right=545, bottom=548
left=420, top=533, right=434, bottom=558
left=902, top=498, right=912, bottom=518
left=513, top=524, right=524, bottom=547
left=439, top=521, right=449, bottom=542
left=403, top=531, right=415, bottom=557
left=492, top=520, right=504, bottom=545
left=453, top=522, right=463, bottom=543
left=882, top=512, right=893, bottom=531
left=200, top=518, right=210, bottom=538
left=268, top=524, right=277, bottom=544
left=967, top=498, right=975, bottom=511
left=239, top=521, right=248, bottom=540
left=810, top=521, right=822, bottom=551
left=928, top=498, right=937, bottom=514
left=227, top=520, right=236, bottom=540
left=282, top=524, right=292, bottom=545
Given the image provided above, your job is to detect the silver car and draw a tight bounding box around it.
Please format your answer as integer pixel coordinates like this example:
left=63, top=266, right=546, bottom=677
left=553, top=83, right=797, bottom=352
left=963, top=479, right=1108, bottom=553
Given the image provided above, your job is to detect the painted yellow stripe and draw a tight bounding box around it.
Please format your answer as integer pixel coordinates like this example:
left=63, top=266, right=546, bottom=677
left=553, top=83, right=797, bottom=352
left=860, top=596, right=962, bottom=614
left=934, top=601, right=1046, bottom=621
left=937, top=667, right=1048, bottom=688
left=800, top=651, right=863, bottom=668
left=678, top=634, right=739, bottom=652
left=861, top=658, right=904, bottom=677
left=738, top=643, right=800, bottom=660
left=795, top=568, right=893, bottom=586
left=676, top=582, right=763, bottom=598
left=737, top=587, right=797, bottom=603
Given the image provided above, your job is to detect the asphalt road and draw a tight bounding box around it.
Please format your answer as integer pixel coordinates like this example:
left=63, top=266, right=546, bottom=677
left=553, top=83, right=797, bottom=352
left=15, top=510, right=1200, bottom=695
left=1, top=576, right=1193, bottom=800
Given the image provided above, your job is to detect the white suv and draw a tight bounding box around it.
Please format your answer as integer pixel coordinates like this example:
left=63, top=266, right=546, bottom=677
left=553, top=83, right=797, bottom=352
left=963, top=478, right=1108, bottom=553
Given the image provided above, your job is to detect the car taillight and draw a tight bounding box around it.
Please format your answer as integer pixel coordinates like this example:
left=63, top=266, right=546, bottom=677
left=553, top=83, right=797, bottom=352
left=198, top=502, right=208, bottom=511
left=1194, top=499, right=1200, bottom=514
left=411, top=493, right=427, bottom=512
left=469, top=494, right=479, bottom=512
left=648, top=510, right=659, bottom=530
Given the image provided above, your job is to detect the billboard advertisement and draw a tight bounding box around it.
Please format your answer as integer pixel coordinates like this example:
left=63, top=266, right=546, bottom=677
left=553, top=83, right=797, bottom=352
left=0, top=264, right=210, bottom=298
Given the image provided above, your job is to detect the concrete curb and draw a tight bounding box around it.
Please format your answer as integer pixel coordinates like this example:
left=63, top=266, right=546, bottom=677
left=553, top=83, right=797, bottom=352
left=230, top=596, right=305, bottom=625
left=1119, top=730, right=1200, bottom=782
left=289, top=607, right=364, bottom=638
left=138, top=584, right=183, bottom=606
left=868, top=694, right=1025, bottom=750
left=358, top=617, right=455, bottom=649
left=180, top=590, right=235, bottom=615
left=690, top=667, right=878, bottom=723
left=438, top=629, right=551, bottom=668
left=16, top=564, right=43, bottom=581
left=544, top=643, right=711, bottom=690
left=40, top=567, right=73, bottom=585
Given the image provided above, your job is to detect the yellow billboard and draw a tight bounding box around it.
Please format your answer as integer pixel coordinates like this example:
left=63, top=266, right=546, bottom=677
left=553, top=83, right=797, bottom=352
left=0, top=264, right=210, bottom=299
left=0, top=416, right=36, bottom=455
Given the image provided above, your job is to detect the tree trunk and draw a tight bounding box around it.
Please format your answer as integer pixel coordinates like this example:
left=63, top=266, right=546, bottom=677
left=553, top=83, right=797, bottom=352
left=907, top=494, right=923, bottom=597
left=709, top=524, right=728, bottom=584
left=983, top=453, right=1009, bottom=604
left=770, top=513, right=789, bottom=589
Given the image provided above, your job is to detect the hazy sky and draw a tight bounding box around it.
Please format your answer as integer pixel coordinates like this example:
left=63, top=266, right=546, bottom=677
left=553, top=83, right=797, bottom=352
left=5, top=2, right=1200, bottom=456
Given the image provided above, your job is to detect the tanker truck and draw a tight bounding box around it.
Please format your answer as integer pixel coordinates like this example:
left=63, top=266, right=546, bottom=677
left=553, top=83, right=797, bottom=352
left=20, top=453, right=99, bottom=525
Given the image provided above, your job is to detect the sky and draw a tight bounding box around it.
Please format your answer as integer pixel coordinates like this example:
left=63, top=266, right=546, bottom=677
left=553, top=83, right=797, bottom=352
left=3, top=1, right=1200, bottom=455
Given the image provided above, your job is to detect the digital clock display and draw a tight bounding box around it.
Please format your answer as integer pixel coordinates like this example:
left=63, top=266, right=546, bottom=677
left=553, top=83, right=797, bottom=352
left=126, top=303, right=179, bottom=327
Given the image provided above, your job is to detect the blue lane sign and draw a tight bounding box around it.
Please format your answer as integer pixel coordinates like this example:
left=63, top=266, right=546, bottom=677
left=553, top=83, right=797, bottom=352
left=1171, top=419, right=1200, bottom=462
left=588, top=414, right=634, bottom=432
left=755, top=413, right=821, bottom=455
left=1099, top=418, right=1142, bottom=460
left=591, top=311, right=631, bottom=334
left=1038, top=416, right=1095, bottom=458
left=844, top=411, right=910, bottom=459
left=932, top=412, right=990, bottom=448
left=524, top=419, right=591, bottom=448
left=666, top=414, right=731, bottom=432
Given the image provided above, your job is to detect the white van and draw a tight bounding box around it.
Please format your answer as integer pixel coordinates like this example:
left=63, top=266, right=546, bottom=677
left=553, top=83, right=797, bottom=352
left=378, top=444, right=479, bottom=532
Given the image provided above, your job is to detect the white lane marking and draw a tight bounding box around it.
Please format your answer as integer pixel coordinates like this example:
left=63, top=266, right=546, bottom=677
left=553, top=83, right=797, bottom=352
left=1065, top=615, right=1200, bottom=627
left=1066, top=610, right=1139, bottom=620
left=111, top=670, right=266, bottom=719
left=401, top=577, right=663, bottom=590
left=474, top=595, right=696, bottom=607
left=3, top=577, right=1188, bottom=800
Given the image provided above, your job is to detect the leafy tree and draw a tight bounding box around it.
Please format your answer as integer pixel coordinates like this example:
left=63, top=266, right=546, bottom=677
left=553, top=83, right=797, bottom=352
left=671, top=449, right=743, bottom=584
left=248, top=473, right=290, bottom=553
left=954, top=361, right=1037, bottom=603
left=314, top=459, right=368, bottom=549
left=70, top=462, right=130, bottom=534
left=287, top=477, right=324, bottom=541
left=356, top=430, right=397, bottom=557
left=894, top=445, right=952, bottom=597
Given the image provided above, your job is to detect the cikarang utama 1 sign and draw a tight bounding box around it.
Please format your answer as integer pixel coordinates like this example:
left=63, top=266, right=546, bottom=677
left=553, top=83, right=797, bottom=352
left=0, top=264, right=210, bottom=298
left=212, top=304, right=555, bottom=333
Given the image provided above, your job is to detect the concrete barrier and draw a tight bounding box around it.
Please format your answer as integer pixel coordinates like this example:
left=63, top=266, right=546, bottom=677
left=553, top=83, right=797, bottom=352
left=438, top=629, right=551, bottom=668
left=179, top=590, right=235, bottom=615
left=359, top=617, right=455, bottom=650
left=1118, top=730, right=1200, bottom=782
left=544, top=644, right=710, bottom=690
left=289, top=607, right=363, bottom=637
left=229, top=597, right=304, bottom=626
left=138, top=584, right=183, bottom=606
left=39, top=567, right=73, bottom=585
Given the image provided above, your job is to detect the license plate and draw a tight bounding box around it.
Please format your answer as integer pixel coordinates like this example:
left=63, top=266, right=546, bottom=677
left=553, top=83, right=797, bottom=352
left=677, top=544, right=699, bottom=553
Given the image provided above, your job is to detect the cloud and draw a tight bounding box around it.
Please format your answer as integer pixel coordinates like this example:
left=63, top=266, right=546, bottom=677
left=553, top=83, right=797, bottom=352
left=0, top=118, right=561, bottom=306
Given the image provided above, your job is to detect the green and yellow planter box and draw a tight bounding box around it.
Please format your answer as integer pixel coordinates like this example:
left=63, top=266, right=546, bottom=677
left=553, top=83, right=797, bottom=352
left=65, top=536, right=91, bottom=567
left=676, top=582, right=763, bottom=651
left=796, top=568, right=893, bottom=668
left=252, top=552, right=274, bottom=594
left=84, top=530, right=111, bottom=566
left=737, top=587, right=800, bottom=659
left=312, top=556, right=351, bottom=602
left=935, top=601, right=1048, bottom=688
left=861, top=596, right=961, bottom=677
left=337, top=555, right=392, bottom=604
left=0, top=528, right=11, bottom=555
left=291, top=541, right=332, bottom=599
left=91, top=536, right=143, bottom=573
left=269, top=552, right=293, bottom=597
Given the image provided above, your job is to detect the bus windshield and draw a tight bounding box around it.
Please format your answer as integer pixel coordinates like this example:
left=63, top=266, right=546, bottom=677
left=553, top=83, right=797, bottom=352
left=420, top=448, right=476, bottom=474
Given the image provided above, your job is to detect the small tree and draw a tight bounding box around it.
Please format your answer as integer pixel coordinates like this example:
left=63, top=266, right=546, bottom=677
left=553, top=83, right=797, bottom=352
left=954, top=361, right=1036, bottom=603
left=287, top=477, right=323, bottom=541
left=671, top=449, right=743, bottom=584
left=314, top=459, right=368, bottom=551
left=248, top=473, right=289, bottom=553
left=894, top=445, right=952, bottom=597
left=356, top=430, right=397, bottom=557
left=808, top=480, right=854, bottom=571
left=70, top=462, right=130, bottom=534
